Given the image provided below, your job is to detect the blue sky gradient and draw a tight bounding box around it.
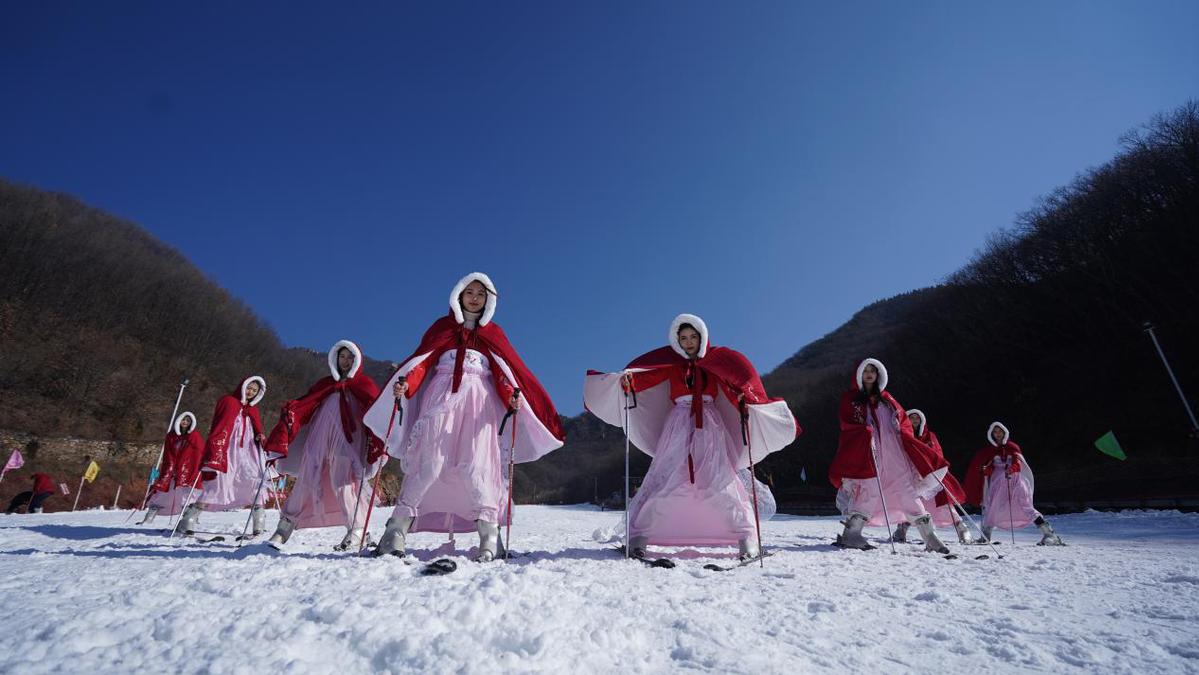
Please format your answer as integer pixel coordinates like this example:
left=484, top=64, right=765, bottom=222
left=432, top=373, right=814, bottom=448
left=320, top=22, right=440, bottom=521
left=3, top=2, right=1196, bottom=412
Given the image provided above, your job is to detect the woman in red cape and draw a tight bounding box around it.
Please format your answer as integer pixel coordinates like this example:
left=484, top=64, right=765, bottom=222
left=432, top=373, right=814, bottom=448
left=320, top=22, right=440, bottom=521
left=889, top=409, right=973, bottom=545
left=964, top=422, right=1064, bottom=545
left=828, top=358, right=952, bottom=553
left=264, top=340, right=386, bottom=551
left=177, top=375, right=268, bottom=537
left=140, top=411, right=205, bottom=527
left=583, top=314, right=800, bottom=561
left=364, top=273, right=564, bottom=561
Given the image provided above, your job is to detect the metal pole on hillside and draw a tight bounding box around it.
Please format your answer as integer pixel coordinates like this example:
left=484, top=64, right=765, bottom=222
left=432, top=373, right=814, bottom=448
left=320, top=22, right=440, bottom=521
left=1143, top=322, right=1199, bottom=437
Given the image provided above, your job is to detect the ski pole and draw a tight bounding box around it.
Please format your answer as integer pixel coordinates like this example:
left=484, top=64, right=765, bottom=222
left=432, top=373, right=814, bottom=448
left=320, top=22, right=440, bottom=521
left=622, top=378, right=637, bottom=558
left=740, top=402, right=765, bottom=567
left=929, top=471, right=1004, bottom=560
left=499, top=389, right=521, bottom=560
left=359, top=391, right=402, bottom=552
left=131, top=379, right=189, bottom=520
left=346, top=432, right=368, bottom=542
left=1005, top=456, right=1017, bottom=546
left=166, top=472, right=202, bottom=540
left=866, top=408, right=898, bottom=555
left=236, top=441, right=271, bottom=548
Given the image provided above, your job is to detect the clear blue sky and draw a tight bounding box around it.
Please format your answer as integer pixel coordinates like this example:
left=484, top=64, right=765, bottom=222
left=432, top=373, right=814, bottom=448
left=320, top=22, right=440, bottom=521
left=3, top=2, right=1196, bottom=413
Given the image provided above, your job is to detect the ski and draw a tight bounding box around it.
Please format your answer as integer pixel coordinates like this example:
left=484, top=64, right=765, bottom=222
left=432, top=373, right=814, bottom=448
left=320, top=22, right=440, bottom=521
left=613, top=546, right=676, bottom=568
left=702, top=551, right=774, bottom=572
left=420, top=558, right=458, bottom=576
left=831, top=535, right=878, bottom=551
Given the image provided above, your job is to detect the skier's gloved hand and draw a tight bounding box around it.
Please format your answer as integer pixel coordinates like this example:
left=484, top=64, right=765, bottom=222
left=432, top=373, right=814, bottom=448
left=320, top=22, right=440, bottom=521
left=201, top=470, right=217, bottom=481
left=393, top=377, right=408, bottom=399
left=620, top=371, right=634, bottom=392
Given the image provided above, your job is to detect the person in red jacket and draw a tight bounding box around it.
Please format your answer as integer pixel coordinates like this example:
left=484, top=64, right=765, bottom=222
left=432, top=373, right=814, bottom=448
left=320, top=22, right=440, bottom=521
left=889, top=409, right=973, bottom=545
left=264, top=340, right=387, bottom=551
left=964, top=422, right=1064, bottom=545
left=583, top=313, right=799, bottom=562
left=828, top=358, right=952, bottom=553
left=139, top=412, right=206, bottom=527
left=176, top=376, right=268, bottom=537
left=5, top=472, right=55, bottom=513
left=363, top=273, right=565, bottom=561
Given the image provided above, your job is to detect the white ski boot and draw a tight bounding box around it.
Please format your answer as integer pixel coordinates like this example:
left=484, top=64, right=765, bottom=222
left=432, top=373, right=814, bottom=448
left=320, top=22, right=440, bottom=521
left=953, top=520, right=974, bottom=544
left=335, top=528, right=371, bottom=552
left=250, top=506, right=266, bottom=536
left=474, top=520, right=500, bottom=562
left=738, top=537, right=761, bottom=562
left=175, top=504, right=201, bottom=536
left=890, top=521, right=910, bottom=543
left=1035, top=518, right=1065, bottom=546
left=914, top=515, right=950, bottom=554
left=835, top=514, right=873, bottom=550
left=979, top=525, right=994, bottom=544
left=268, top=517, right=295, bottom=550
left=138, top=506, right=160, bottom=525
left=372, top=515, right=413, bottom=557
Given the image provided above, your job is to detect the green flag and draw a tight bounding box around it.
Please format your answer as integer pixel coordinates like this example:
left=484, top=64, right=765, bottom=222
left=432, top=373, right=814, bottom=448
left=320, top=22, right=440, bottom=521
left=1094, top=431, right=1127, bottom=460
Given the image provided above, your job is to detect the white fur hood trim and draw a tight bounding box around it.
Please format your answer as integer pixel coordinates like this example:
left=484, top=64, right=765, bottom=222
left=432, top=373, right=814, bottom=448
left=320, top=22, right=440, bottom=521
left=241, top=376, right=266, bottom=406
left=328, top=339, right=363, bottom=381
left=450, top=272, right=498, bottom=326
left=907, top=408, right=927, bottom=436
left=669, top=313, right=709, bottom=359
left=173, top=412, right=197, bottom=435
left=855, top=358, right=889, bottom=392
left=988, top=421, right=1010, bottom=446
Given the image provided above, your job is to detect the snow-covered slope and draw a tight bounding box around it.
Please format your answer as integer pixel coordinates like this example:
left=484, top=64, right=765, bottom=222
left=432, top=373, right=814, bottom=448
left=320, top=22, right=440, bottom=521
left=1, top=506, right=1196, bottom=674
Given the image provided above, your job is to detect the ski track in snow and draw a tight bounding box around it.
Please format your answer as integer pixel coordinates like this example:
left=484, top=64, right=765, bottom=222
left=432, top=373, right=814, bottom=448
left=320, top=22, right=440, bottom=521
left=2, top=507, right=1197, bottom=674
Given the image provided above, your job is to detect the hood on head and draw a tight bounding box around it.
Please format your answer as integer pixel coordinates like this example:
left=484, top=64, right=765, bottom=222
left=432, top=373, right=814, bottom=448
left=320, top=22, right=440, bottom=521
left=987, top=421, right=1010, bottom=446
left=174, top=411, right=197, bottom=435
left=240, top=376, right=266, bottom=406
left=855, top=358, right=889, bottom=392
left=328, top=339, right=363, bottom=381
left=907, top=408, right=927, bottom=436
left=669, top=313, right=709, bottom=359
left=450, top=272, right=498, bottom=327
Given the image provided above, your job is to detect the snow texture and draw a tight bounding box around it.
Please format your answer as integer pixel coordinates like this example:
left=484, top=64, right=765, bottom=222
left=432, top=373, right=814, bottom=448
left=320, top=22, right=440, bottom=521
left=2, top=506, right=1197, bottom=674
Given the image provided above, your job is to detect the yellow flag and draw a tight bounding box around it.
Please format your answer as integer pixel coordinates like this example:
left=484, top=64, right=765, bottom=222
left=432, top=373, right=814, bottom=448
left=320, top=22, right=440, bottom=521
left=83, top=460, right=100, bottom=483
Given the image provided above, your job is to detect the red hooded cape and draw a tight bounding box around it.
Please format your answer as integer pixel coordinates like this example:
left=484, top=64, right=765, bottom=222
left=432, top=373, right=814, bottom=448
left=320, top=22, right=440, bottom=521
left=623, top=345, right=793, bottom=428
left=153, top=429, right=206, bottom=492
left=388, top=312, right=564, bottom=443
left=964, top=441, right=1024, bottom=505
left=203, top=376, right=265, bottom=473
left=828, top=387, right=946, bottom=489
left=583, top=313, right=800, bottom=470
left=265, top=371, right=385, bottom=463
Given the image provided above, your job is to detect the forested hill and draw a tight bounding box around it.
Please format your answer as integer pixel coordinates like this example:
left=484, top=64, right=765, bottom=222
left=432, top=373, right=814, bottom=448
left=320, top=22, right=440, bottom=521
left=0, top=181, right=396, bottom=442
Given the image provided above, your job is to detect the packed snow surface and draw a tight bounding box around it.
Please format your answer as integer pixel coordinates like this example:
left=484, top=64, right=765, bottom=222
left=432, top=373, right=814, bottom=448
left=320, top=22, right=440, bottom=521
left=2, top=506, right=1197, bottom=674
